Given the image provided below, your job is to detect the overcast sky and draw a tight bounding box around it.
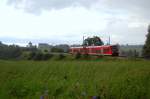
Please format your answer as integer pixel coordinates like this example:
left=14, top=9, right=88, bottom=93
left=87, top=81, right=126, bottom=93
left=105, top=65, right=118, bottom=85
left=0, top=0, right=149, bottom=46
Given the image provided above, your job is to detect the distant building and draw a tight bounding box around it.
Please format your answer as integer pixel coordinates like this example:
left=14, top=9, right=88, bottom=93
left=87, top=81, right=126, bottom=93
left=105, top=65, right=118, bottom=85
left=38, top=43, right=52, bottom=52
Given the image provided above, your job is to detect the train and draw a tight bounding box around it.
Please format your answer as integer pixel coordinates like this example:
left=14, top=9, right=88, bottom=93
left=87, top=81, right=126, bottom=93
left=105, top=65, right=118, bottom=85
left=69, top=45, right=119, bottom=56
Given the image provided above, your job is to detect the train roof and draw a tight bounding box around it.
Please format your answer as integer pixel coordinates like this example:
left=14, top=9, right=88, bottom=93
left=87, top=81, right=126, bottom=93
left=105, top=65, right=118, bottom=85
left=70, top=45, right=117, bottom=49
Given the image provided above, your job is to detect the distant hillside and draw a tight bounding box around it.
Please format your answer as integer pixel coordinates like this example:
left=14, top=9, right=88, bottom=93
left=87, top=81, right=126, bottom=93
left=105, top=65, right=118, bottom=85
left=119, top=45, right=143, bottom=57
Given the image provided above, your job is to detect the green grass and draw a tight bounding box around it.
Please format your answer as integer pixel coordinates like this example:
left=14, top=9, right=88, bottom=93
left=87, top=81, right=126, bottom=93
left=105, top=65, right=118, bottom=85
left=0, top=57, right=150, bottom=99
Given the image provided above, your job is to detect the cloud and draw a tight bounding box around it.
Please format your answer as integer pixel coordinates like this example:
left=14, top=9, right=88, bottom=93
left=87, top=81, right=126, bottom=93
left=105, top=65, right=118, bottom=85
left=7, top=0, right=99, bottom=14
left=5, top=0, right=150, bottom=44
left=101, top=0, right=150, bottom=19
left=101, top=16, right=148, bottom=44
left=7, top=0, right=150, bottom=17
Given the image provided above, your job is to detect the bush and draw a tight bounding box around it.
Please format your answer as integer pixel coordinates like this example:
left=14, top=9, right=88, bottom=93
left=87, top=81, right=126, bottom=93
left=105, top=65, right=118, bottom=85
left=75, top=52, right=81, bottom=59
left=33, top=52, right=43, bottom=60
left=83, top=54, right=90, bottom=59
left=27, top=52, right=54, bottom=61
left=57, top=54, right=66, bottom=60
left=28, top=52, right=36, bottom=60
left=51, top=47, right=64, bottom=53
left=42, top=53, right=53, bottom=60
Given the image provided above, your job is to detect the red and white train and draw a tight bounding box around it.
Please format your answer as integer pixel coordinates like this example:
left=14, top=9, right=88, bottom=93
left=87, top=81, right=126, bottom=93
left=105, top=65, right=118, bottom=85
left=69, top=45, right=119, bottom=56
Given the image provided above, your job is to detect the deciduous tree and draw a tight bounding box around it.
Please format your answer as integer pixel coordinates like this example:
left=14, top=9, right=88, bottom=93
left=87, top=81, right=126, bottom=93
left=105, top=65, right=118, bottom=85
left=83, top=36, right=104, bottom=46
left=143, top=25, right=150, bottom=58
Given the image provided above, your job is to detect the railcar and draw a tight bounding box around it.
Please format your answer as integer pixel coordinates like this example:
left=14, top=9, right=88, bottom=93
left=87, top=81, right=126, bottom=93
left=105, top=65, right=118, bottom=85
left=69, top=45, right=119, bottom=56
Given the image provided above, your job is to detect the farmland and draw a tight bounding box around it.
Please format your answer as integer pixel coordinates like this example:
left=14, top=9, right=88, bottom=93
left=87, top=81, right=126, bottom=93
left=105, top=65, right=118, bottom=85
left=0, top=57, right=150, bottom=99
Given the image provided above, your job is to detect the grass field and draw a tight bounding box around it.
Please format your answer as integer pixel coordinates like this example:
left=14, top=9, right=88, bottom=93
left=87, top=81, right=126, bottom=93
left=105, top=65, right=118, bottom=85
left=0, top=57, right=150, bottom=99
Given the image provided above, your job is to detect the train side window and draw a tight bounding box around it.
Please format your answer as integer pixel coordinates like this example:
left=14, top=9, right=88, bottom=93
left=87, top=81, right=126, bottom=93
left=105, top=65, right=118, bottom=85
left=96, top=50, right=101, bottom=53
left=92, top=49, right=95, bottom=53
left=86, top=49, right=88, bottom=53
left=103, top=48, right=110, bottom=53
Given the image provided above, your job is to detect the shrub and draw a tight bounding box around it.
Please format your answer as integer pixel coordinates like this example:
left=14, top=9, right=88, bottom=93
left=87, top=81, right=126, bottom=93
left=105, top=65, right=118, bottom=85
left=28, top=52, right=36, bottom=60
left=33, top=53, right=43, bottom=60
left=75, top=52, right=81, bottom=59
left=57, top=54, right=65, bottom=60
left=51, top=47, right=64, bottom=53
left=83, top=54, right=90, bottom=59
left=42, top=53, right=53, bottom=60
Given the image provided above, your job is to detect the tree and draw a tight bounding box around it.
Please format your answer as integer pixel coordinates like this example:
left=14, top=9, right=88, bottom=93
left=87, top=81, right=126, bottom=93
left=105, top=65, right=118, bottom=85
left=143, top=25, right=150, bottom=58
left=0, top=43, right=22, bottom=59
left=51, top=47, right=64, bottom=52
left=83, top=36, right=104, bottom=46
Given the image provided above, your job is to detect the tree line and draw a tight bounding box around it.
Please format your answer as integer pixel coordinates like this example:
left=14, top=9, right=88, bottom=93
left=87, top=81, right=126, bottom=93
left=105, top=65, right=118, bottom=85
left=0, top=42, right=69, bottom=60
left=0, top=42, right=22, bottom=59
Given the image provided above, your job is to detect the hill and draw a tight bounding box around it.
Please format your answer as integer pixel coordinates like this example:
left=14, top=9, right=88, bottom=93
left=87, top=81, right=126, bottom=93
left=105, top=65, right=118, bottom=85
left=119, top=45, right=143, bottom=57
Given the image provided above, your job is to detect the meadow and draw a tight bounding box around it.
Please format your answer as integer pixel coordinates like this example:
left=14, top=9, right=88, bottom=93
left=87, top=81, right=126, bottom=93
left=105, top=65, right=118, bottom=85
left=0, top=56, right=150, bottom=99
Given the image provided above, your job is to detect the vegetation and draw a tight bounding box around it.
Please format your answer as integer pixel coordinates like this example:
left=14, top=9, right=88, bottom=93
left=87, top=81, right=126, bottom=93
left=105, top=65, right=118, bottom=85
left=83, top=36, right=104, bottom=46
left=75, top=52, right=81, bottom=59
left=143, top=25, right=150, bottom=58
left=51, top=47, right=64, bottom=53
left=119, top=45, right=143, bottom=57
left=0, top=57, right=150, bottom=99
left=0, top=42, right=38, bottom=60
left=57, top=54, right=66, bottom=60
left=0, top=32, right=149, bottom=98
left=27, top=52, right=53, bottom=61
left=0, top=42, right=54, bottom=61
left=0, top=42, right=22, bottom=59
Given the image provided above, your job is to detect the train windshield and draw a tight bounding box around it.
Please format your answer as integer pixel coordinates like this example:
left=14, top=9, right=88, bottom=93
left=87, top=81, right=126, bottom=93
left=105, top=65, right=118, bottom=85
left=112, top=45, right=118, bottom=50
left=111, top=45, right=119, bottom=56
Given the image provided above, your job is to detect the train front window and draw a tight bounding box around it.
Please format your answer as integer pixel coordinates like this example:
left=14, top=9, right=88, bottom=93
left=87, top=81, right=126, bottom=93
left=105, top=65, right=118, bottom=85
left=111, top=46, right=118, bottom=52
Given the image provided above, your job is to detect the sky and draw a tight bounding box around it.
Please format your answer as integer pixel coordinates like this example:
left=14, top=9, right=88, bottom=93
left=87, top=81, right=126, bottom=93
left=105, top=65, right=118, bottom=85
left=0, top=0, right=149, bottom=46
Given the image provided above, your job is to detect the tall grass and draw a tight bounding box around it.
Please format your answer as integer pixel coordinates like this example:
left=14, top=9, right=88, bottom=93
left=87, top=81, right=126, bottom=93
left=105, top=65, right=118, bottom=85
left=0, top=59, right=150, bottom=99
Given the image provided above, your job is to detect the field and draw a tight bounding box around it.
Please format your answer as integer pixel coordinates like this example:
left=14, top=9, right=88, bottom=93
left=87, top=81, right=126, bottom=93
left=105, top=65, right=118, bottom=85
left=0, top=57, right=150, bottom=99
